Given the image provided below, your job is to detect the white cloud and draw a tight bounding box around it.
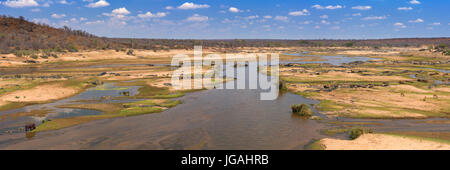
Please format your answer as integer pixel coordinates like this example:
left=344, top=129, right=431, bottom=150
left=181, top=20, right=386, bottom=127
left=2, top=0, right=38, bottom=8
left=59, top=0, right=72, bottom=5
left=32, top=18, right=50, bottom=24
left=51, top=13, right=66, bottom=19
left=228, top=7, right=240, bottom=13
left=352, top=13, right=362, bottom=16
left=394, top=22, right=406, bottom=28
left=263, top=15, right=272, bottom=19
left=86, top=0, right=109, bottom=8
left=321, top=20, right=330, bottom=25
left=352, top=6, right=371, bottom=10
left=398, top=7, right=413, bottom=11
left=138, top=12, right=167, bottom=19
left=410, top=0, right=421, bottom=5
left=112, top=7, right=130, bottom=15
left=103, top=7, right=131, bottom=19
left=408, top=18, right=424, bottom=23
left=186, top=14, right=208, bottom=22
left=430, top=22, right=440, bottom=26
left=85, top=20, right=105, bottom=25
left=312, top=5, right=342, bottom=10
left=320, top=15, right=328, bottom=19
left=178, top=2, right=210, bottom=10
left=362, top=16, right=386, bottom=20
left=288, top=9, right=310, bottom=16
left=31, top=8, right=40, bottom=12
left=165, top=6, right=173, bottom=10
left=274, top=16, right=288, bottom=22
left=245, top=15, right=259, bottom=20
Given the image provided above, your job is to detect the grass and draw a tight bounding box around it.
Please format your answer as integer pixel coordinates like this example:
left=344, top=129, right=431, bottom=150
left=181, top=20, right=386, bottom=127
left=34, top=105, right=164, bottom=132
left=385, top=132, right=450, bottom=145
left=322, top=128, right=350, bottom=136
left=38, top=99, right=181, bottom=132
left=119, top=107, right=163, bottom=117
left=305, top=140, right=326, bottom=150
left=0, top=109, right=49, bottom=121
left=0, top=102, right=34, bottom=112
left=317, top=100, right=348, bottom=112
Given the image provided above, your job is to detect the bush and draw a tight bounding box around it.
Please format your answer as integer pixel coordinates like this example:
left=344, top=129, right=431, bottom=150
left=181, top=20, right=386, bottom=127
left=291, top=104, right=312, bottom=116
left=349, top=127, right=372, bottom=140
left=40, top=55, right=48, bottom=59
left=30, top=54, right=38, bottom=59
left=126, top=49, right=135, bottom=56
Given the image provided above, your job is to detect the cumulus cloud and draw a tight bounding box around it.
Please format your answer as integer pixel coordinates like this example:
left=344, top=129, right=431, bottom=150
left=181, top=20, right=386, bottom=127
left=408, top=18, right=424, bottom=23
left=263, top=16, right=272, bottom=19
left=394, top=22, right=406, bottom=28
left=274, top=16, right=288, bottom=22
left=178, top=2, right=210, bottom=10
left=410, top=0, right=420, bottom=5
left=111, top=8, right=130, bottom=15
left=186, top=14, right=208, bottom=22
left=312, top=5, right=342, bottom=10
left=228, top=7, right=240, bottom=13
left=320, top=15, right=328, bottom=19
left=288, top=9, right=310, bottom=16
left=2, top=0, right=38, bottom=8
left=352, top=6, right=371, bottom=10
left=165, top=6, right=174, bottom=10
left=362, top=16, right=386, bottom=20
left=138, top=12, right=167, bottom=19
left=398, top=7, right=413, bottom=11
left=86, top=0, right=109, bottom=8
left=103, top=7, right=131, bottom=19
left=51, top=13, right=66, bottom=19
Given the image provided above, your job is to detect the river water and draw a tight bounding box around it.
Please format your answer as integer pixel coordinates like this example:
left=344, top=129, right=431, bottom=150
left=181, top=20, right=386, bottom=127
left=0, top=54, right=449, bottom=149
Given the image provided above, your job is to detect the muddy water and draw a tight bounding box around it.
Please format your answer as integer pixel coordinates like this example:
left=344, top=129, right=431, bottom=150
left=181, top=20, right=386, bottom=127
left=0, top=63, right=329, bottom=149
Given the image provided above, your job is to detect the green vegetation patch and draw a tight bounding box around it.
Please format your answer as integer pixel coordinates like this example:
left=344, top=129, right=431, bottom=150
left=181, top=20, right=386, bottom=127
left=291, top=104, right=312, bottom=116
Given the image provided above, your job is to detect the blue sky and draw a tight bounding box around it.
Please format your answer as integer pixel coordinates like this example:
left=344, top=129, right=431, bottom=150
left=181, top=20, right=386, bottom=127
left=1, top=0, right=449, bottom=39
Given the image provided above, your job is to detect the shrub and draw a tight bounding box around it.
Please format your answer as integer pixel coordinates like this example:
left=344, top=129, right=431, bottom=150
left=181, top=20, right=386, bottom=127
left=126, top=49, right=135, bottom=56
left=40, top=55, right=48, bottom=59
left=291, top=104, right=312, bottom=116
left=349, top=127, right=372, bottom=140
left=279, top=81, right=287, bottom=91
left=30, top=54, right=38, bottom=59
left=344, top=42, right=354, bottom=47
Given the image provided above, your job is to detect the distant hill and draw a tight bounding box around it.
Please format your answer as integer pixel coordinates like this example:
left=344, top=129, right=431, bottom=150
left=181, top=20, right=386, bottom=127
left=0, top=16, right=449, bottom=54
left=0, top=16, right=121, bottom=53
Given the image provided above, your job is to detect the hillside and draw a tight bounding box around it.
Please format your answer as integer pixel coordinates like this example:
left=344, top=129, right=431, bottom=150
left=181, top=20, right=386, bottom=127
left=0, top=16, right=121, bottom=53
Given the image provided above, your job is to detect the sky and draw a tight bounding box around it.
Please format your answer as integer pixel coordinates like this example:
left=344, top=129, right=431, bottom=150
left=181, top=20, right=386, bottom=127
left=0, top=0, right=449, bottom=39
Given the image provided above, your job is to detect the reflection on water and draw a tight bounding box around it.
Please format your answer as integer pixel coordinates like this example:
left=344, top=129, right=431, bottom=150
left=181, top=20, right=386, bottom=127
left=282, top=53, right=378, bottom=65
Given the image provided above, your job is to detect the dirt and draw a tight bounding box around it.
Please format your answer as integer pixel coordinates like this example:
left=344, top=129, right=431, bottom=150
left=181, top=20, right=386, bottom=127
left=0, top=83, right=79, bottom=104
left=320, top=134, right=450, bottom=150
